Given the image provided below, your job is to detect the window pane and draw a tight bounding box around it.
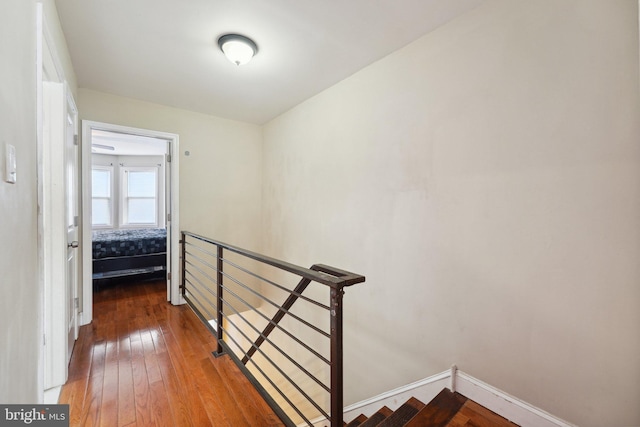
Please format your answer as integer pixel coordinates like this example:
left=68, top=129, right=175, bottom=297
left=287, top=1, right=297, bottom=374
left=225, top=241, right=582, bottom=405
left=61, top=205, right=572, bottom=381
left=92, top=199, right=111, bottom=225
left=92, top=169, right=110, bottom=197
left=128, top=171, right=156, bottom=197
left=128, top=199, right=156, bottom=224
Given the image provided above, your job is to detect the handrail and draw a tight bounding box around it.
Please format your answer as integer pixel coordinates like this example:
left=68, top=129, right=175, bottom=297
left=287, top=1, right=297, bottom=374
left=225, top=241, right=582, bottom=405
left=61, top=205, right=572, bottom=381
left=184, top=231, right=362, bottom=288
left=180, top=231, right=365, bottom=427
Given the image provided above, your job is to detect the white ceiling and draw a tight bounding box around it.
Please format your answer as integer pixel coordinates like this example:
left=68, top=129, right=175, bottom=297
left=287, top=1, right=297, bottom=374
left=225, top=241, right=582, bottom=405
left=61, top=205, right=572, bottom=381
left=55, top=0, right=484, bottom=125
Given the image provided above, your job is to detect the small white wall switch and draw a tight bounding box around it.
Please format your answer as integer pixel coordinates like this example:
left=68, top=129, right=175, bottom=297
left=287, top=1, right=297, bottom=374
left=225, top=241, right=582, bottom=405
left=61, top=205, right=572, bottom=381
left=5, top=143, right=16, bottom=184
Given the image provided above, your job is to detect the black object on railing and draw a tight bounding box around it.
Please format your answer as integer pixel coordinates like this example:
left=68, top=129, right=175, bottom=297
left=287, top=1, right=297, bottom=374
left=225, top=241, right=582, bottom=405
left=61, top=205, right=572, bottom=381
left=180, top=231, right=365, bottom=427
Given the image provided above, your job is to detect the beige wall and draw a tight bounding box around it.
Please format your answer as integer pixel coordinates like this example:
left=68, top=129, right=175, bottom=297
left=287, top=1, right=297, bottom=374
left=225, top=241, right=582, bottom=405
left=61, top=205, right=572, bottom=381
left=262, top=1, right=640, bottom=426
left=0, top=0, right=77, bottom=403
left=78, top=89, right=263, bottom=250
left=0, top=0, right=39, bottom=403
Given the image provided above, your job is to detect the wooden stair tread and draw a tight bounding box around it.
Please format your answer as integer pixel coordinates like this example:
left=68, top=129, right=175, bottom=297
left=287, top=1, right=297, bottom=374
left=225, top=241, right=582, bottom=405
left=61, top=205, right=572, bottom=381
left=405, top=388, right=468, bottom=427
left=446, top=400, right=519, bottom=427
left=346, top=414, right=368, bottom=427
left=359, top=406, right=393, bottom=427
left=376, top=397, right=425, bottom=427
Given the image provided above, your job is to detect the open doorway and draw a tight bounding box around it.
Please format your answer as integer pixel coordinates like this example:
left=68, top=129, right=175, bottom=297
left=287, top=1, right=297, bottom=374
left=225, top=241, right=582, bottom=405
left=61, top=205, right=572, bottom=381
left=80, top=122, right=181, bottom=325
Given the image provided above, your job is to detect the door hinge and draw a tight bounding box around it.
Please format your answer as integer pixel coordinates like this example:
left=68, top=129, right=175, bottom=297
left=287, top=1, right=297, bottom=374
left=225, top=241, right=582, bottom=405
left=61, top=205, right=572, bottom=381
left=167, top=213, right=171, bottom=222
left=43, top=334, right=46, bottom=346
left=166, top=154, right=172, bottom=163
left=73, top=134, right=79, bottom=146
left=167, top=272, right=172, bottom=281
left=74, top=297, right=79, bottom=310
left=74, top=215, right=79, bottom=227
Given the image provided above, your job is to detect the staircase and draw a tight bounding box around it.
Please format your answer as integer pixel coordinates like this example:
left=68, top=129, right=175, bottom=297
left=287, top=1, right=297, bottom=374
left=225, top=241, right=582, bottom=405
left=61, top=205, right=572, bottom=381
left=344, top=388, right=519, bottom=427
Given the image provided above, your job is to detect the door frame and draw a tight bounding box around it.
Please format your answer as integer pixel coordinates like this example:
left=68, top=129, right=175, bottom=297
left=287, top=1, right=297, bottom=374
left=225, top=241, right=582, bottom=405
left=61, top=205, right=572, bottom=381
left=36, top=3, right=79, bottom=394
left=80, top=121, right=182, bottom=325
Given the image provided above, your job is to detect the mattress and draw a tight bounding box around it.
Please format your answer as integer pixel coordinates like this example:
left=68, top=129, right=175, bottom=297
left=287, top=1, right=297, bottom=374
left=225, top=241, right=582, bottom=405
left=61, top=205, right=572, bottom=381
left=92, top=228, right=167, bottom=259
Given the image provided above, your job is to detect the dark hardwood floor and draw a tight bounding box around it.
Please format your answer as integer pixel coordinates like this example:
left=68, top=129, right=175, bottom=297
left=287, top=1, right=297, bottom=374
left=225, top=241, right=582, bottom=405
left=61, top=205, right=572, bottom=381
left=59, top=279, right=284, bottom=427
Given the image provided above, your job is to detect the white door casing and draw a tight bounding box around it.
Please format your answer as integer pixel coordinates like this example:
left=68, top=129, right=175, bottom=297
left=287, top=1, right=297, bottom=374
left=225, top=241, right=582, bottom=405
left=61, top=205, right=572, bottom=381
left=38, top=7, right=79, bottom=391
left=80, top=121, right=182, bottom=326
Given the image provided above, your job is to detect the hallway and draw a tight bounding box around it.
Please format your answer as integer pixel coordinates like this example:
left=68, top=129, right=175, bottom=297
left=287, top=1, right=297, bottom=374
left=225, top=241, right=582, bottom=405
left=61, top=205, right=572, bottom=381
left=59, top=279, right=284, bottom=426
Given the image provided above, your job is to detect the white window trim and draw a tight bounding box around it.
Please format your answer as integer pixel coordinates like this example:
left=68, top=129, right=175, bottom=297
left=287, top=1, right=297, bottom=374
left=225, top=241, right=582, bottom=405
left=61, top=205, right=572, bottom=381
left=91, top=165, right=114, bottom=229
left=119, top=165, right=162, bottom=229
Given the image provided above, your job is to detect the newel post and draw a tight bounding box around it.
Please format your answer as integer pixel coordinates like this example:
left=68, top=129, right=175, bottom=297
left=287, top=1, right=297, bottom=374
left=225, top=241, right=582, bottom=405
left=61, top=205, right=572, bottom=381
left=330, top=285, right=345, bottom=427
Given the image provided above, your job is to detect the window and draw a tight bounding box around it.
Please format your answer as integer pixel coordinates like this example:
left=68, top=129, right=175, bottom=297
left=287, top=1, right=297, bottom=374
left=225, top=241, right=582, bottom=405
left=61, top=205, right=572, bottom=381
left=121, top=167, right=159, bottom=227
left=91, top=167, right=113, bottom=227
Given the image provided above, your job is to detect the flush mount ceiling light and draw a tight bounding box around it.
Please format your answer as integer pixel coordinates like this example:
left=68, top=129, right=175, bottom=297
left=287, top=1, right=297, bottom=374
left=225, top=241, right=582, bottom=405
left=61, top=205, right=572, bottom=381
left=218, top=34, right=258, bottom=66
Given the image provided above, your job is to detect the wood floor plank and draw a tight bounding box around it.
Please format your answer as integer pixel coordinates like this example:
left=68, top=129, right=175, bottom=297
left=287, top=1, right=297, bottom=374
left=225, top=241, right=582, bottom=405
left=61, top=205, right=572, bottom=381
left=148, top=379, right=175, bottom=427
left=99, top=340, right=119, bottom=427
left=118, top=337, right=136, bottom=426
left=218, top=355, right=284, bottom=426
left=191, top=356, right=232, bottom=427
left=79, top=369, right=104, bottom=427
left=131, top=354, right=154, bottom=427
left=156, top=350, right=193, bottom=427
left=60, top=279, right=285, bottom=427
left=199, top=356, right=252, bottom=426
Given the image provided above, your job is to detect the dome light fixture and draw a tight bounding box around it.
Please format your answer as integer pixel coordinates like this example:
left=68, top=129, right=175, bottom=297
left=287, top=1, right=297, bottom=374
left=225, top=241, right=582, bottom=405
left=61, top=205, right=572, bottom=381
left=218, top=34, right=258, bottom=66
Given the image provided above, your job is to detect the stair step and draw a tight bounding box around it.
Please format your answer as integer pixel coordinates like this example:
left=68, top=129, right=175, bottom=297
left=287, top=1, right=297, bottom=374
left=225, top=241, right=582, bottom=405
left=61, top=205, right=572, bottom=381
left=446, top=400, right=519, bottom=427
left=358, top=406, right=393, bottom=427
left=404, top=388, right=468, bottom=427
left=345, top=414, right=368, bottom=427
left=376, top=397, right=425, bottom=427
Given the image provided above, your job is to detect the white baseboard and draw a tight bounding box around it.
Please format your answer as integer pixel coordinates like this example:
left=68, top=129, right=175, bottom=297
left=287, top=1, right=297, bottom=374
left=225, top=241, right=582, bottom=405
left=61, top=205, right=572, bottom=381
left=304, top=365, right=576, bottom=427
left=342, top=370, right=449, bottom=421
left=454, top=368, right=576, bottom=427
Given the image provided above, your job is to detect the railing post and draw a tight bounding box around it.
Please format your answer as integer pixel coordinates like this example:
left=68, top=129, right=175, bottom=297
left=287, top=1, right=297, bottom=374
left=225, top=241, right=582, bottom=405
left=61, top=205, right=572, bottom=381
left=180, top=232, right=186, bottom=298
left=215, top=245, right=225, bottom=356
left=330, top=285, right=345, bottom=427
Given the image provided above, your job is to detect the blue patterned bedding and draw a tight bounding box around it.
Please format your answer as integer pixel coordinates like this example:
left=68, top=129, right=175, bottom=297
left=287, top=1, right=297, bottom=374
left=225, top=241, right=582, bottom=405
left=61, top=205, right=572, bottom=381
left=92, top=228, right=166, bottom=260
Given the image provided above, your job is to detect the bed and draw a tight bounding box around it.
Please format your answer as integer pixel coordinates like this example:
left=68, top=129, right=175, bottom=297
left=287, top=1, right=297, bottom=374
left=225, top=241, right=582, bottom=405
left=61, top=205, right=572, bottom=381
left=92, top=228, right=167, bottom=281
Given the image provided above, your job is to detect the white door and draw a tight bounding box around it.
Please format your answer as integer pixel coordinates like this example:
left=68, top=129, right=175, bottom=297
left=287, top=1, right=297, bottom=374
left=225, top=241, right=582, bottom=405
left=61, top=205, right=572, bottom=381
left=39, top=4, right=80, bottom=392
left=65, top=104, right=79, bottom=361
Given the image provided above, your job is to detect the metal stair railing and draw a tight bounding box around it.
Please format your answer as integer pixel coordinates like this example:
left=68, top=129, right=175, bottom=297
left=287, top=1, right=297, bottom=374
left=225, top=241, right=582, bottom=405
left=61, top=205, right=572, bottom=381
left=180, top=231, right=365, bottom=427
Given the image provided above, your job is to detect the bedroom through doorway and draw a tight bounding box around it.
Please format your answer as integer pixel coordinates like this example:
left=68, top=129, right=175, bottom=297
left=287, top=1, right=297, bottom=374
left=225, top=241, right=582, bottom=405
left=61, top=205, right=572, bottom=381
left=80, top=122, right=181, bottom=325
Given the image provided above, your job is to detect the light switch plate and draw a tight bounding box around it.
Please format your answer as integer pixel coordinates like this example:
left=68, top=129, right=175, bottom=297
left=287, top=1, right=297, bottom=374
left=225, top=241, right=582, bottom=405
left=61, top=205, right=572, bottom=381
left=5, top=143, right=16, bottom=184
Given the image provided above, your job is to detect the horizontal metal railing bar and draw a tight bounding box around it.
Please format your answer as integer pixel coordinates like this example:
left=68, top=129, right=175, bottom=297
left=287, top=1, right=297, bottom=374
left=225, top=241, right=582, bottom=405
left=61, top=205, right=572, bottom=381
left=183, top=231, right=360, bottom=288
left=217, top=318, right=317, bottom=426
left=184, top=248, right=218, bottom=275
left=184, top=238, right=219, bottom=259
left=184, top=257, right=218, bottom=285
left=214, top=281, right=331, bottom=365
left=184, top=294, right=219, bottom=339
left=186, top=260, right=331, bottom=365
left=219, top=314, right=330, bottom=423
left=184, top=277, right=217, bottom=315
left=218, top=296, right=331, bottom=394
left=185, top=291, right=216, bottom=327
left=221, top=257, right=331, bottom=311
left=184, top=270, right=218, bottom=301
left=242, top=275, right=311, bottom=364
left=220, top=270, right=331, bottom=339
left=220, top=306, right=331, bottom=403
left=214, top=340, right=297, bottom=427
